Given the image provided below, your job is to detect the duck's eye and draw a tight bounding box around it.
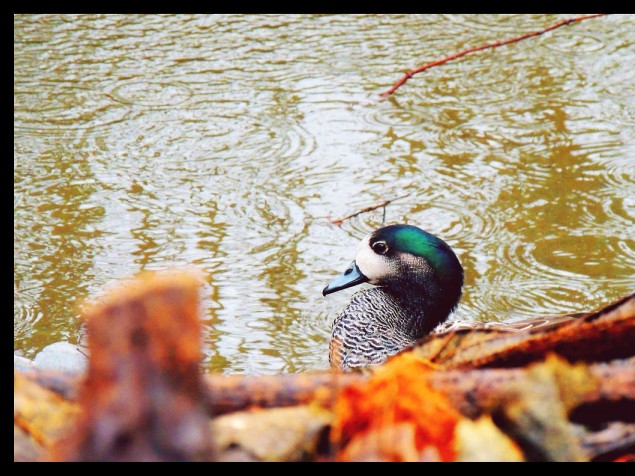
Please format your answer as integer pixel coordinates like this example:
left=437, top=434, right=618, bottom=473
left=372, top=241, right=388, bottom=255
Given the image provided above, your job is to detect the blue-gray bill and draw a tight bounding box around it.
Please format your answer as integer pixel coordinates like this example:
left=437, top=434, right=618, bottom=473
left=322, top=261, right=369, bottom=296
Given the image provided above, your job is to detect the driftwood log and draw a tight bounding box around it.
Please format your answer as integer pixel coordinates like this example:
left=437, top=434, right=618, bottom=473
left=13, top=271, right=635, bottom=462
left=51, top=272, right=214, bottom=462
left=412, top=293, right=635, bottom=369
left=20, top=294, right=634, bottom=417
left=16, top=356, right=635, bottom=462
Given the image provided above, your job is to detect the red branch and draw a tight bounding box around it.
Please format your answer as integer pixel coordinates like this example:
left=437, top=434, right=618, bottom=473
left=380, top=14, right=608, bottom=98
left=330, top=194, right=411, bottom=226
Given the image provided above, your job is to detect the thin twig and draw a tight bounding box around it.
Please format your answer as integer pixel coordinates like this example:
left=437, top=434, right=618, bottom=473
left=330, top=194, right=411, bottom=226
left=380, top=14, right=608, bottom=98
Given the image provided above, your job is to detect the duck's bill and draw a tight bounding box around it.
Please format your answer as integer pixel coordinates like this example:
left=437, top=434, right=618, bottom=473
left=323, top=260, right=369, bottom=296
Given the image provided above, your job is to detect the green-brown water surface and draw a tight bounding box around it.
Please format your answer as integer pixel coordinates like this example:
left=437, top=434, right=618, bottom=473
left=14, top=14, right=635, bottom=373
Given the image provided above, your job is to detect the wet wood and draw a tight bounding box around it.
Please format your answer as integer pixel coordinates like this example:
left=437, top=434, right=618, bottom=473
left=13, top=269, right=633, bottom=461
left=16, top=356, right=633, bottom=462
left=578, top=422, right=635, bottom=462
left=204, top=372, right=363, bottom=415
left=26, top=295, right=634, bottom=418
left=200, top=359, right=633, bottom=418
left=51, top=272, right=215, bottom=462
left=429, top=357, right=635, bottom=419
left=411, top=293, right=635, bottom=368
left=330, top=194, right=411, bottom=226
left=20, top=357, right=634, bottom=422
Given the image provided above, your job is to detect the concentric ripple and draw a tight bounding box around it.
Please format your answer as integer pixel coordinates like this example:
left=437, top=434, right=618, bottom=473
left=14, top=81, right=128, bottom=132
left=107, top=80, right=193, bottom=108
left=539, top=32, right=606, bottom=54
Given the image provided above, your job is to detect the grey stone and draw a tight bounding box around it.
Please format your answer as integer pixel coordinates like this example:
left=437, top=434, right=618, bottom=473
left=33, top=342, right=88, bottom=374
left=14, top=354, right=34, bottom=372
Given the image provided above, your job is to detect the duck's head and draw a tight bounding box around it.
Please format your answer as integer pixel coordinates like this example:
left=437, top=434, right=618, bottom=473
left=323, top=224, right=464, bottom=313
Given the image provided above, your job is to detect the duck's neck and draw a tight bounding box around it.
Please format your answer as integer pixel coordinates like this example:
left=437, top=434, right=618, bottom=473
left=386, top=284, right=455, bottom=338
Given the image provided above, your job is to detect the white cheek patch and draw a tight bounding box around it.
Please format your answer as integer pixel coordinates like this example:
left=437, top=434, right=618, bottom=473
left=355, top=235, right=392, bottom=284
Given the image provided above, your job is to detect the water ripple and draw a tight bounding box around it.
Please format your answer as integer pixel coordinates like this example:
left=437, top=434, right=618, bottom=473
left=442, top=14, right=557, bottom=33
left=14, top=14, right=634, bottom=374
left=540, top=32, right=606, bottom=54
left=107, top=80, right=193, bottom=107
left=14, top=81, right=127, bottom=132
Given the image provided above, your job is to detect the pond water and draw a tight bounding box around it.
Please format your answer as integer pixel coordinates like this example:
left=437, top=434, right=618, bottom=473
left=14, top=14, right=635, bottom=373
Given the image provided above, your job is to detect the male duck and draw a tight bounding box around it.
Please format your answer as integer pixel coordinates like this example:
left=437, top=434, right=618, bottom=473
left=323, top=224, right=463, bottom=371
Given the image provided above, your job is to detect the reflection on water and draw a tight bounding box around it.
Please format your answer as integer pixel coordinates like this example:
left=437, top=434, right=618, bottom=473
left=14, top=14, right=635, bottom=373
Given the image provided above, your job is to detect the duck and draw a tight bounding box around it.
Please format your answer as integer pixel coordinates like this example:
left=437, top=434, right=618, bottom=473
left=323, top=224, right=464, bottom=371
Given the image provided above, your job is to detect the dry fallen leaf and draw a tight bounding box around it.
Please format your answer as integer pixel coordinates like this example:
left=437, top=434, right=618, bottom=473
left=332, top=353, right=460, bottom=461
left=454, top=416, right=524, bottom=462
left=14, top=372, right=80, bottom=449
left=213, top=405, right=332, bottom=462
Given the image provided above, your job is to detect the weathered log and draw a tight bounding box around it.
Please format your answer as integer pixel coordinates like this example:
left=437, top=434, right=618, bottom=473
left=577, top=422, right=635, bottom=462
left=427, top=357, right=635, bottom=420
left=205, top=358, right=633, bottom=419
left=14, top=278, right=633, bottom=462
left=51, top=272, right=215, bottom=462
left=204, top=372, right=363, bottom=415
left=27, top=293, right=633, bottom=413
left=203, top=357, right=635, bottom=461
left=411, top=293, right=635, bottom=369
left=21, top=357, right=634, bottom=420
left=16, top=356, right=634, bottom=462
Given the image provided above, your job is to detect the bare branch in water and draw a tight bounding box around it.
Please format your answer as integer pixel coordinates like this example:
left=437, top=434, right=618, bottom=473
left=330, top=194, right=411, bottom=226
left=380, top=14, right=608, bottom=98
